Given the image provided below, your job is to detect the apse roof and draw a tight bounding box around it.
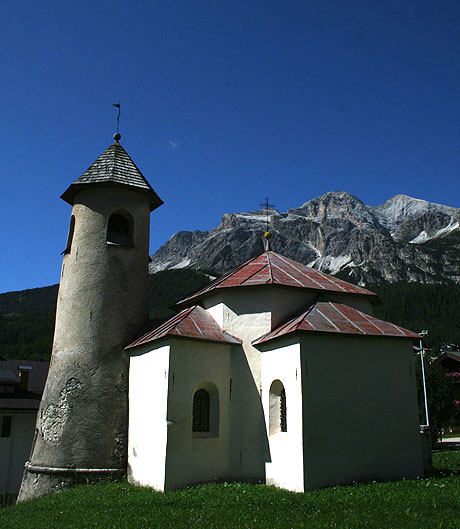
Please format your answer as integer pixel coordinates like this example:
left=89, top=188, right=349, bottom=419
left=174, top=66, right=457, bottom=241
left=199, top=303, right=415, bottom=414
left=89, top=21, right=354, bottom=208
left=126, top=305, right=241, bottom=350
left=61, top=139, right=163, bottom=211
left=175, top=251, right=378, bottom=308
left=253, top=299, right=419, bottom=345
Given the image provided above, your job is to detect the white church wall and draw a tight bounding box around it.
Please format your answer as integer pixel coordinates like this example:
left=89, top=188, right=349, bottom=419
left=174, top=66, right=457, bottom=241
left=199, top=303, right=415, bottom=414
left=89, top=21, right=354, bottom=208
left=300, top=334, right=423, bottom=490
left=269, top=289, right=316, bottom=328
left=128, top=344, right=170, bottom=490
left=164, top=339, right=232, bottom=489
left=261, top=341, right=304, bottom=492
left=204, top=289, right=272, bottom=480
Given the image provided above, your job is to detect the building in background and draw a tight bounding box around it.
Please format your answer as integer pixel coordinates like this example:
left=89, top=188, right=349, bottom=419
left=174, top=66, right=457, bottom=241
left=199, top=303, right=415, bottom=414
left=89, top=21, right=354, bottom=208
left=0, top=359, right=49, bottom=492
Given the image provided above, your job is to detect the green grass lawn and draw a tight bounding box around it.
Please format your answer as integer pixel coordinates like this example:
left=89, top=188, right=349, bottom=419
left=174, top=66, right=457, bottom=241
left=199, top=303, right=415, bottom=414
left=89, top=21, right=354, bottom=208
left=2, top=452, right=460, bottom=529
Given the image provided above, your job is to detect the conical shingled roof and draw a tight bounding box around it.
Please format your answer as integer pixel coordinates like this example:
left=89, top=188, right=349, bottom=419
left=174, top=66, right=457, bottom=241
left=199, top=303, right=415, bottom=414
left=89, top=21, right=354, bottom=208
left=126, top=305, right=241, bottom=350
left=253, top=299, right=419, bottom=345
left=175, top=251, right=378, bottom=309
left=61, top=140, right=163, bottom=211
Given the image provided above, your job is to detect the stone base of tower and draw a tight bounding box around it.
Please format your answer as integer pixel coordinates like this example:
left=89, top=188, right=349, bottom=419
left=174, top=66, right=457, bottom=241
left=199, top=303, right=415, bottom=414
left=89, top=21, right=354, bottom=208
left=17, top=466, right=125, bottom=503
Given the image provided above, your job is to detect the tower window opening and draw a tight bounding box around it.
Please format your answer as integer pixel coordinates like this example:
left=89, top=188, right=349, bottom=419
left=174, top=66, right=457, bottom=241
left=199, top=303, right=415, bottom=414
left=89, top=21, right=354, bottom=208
left=193, top=389, right=210, bottom=432
left=62, top=215, right=75, bottom=255
left=107, top=212, right=133, bottom=246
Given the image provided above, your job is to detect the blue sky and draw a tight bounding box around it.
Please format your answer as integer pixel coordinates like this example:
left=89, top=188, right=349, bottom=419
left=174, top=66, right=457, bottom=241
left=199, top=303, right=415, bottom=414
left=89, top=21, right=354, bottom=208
left=1, top=1, right=459, bottom=293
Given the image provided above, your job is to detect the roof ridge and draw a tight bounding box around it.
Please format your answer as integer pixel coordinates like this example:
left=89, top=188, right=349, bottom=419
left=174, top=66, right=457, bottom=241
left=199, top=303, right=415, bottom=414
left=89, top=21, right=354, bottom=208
left=175, top=251, right=377, bottom=310
left=174, top=252, right=268, bottom=306
left=266, top=252, right=274, bottom=283
left=240, top=262, right=271, bottom=285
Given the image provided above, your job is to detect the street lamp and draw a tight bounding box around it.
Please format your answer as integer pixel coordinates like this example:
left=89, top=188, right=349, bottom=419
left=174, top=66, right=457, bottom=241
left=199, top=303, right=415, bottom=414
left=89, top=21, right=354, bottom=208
left=419, top=330, right=429, bottom=427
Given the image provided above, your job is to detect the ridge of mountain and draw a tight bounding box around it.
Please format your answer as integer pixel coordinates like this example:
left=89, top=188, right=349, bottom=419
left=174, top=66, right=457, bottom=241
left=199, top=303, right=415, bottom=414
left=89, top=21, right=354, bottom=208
left=149, top=191, right=460, bottom=284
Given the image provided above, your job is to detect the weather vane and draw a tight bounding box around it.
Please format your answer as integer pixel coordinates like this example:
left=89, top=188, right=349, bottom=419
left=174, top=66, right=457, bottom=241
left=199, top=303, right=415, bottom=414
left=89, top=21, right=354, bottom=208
left=112, top=102, right=121, bottom=139
left=259, top=196, right=275, bottom=250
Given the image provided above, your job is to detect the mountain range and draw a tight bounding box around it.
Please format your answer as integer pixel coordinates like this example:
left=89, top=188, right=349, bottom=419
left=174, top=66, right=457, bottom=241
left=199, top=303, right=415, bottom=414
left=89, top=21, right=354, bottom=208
left=149, top=192, right=460, bottom=284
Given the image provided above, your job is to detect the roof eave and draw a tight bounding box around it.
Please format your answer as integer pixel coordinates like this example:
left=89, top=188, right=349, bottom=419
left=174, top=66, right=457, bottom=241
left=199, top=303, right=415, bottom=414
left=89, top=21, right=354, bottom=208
left=60, top=181, right=164, bottom=211
left=253, top=328, right=419, bottom=347
left=126, top=332, right=240, bottom=352
left=174, top=282, right=379, bottom=311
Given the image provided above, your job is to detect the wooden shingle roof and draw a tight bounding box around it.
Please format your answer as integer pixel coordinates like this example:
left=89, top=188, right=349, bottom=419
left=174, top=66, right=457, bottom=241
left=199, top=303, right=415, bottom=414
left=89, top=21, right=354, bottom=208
left=61, top=140, right=163, bottom=211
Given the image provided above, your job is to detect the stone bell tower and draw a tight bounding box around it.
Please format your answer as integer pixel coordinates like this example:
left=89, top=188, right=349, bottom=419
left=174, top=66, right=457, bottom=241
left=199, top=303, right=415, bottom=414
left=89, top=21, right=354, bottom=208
left=18, top=134, right=163, bottom=501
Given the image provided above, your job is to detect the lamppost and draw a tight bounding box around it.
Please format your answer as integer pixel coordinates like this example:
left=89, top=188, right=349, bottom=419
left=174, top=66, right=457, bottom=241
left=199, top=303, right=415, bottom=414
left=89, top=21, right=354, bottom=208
left=419, top=330, right=429, bottom=427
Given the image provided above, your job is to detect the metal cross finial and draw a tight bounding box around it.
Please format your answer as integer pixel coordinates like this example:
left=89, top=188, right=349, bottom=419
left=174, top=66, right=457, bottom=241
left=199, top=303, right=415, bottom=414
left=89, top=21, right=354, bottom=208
left=112, top=102, right=121, bottom=133
left=259, top=196, right=275, bottom=231
left=259, top=196, right=275, bottom=250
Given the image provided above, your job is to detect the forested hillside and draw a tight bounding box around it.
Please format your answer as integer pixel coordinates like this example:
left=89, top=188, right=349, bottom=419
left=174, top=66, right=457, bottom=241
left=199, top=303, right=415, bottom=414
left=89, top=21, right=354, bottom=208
left=1, top=274, right=459, bottom=360
left=0, top=270, right=212, bottom=360
left=371, top=283, right=460, bottom=353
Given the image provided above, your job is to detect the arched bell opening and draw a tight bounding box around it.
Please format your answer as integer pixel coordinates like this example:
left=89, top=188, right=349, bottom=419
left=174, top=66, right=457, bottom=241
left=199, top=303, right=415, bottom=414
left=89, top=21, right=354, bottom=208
left=106, top=210, right=134, bottom=247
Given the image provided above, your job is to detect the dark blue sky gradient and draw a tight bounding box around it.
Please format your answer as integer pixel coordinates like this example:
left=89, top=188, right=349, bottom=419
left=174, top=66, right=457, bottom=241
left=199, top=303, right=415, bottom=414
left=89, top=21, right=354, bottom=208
left=1, top=1, right=459, bottom=292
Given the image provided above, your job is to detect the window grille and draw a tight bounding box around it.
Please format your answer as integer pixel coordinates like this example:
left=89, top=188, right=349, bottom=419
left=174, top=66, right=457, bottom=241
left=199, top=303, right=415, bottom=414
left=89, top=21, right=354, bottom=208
left=193, top=389, right=210, bottom=432
left=280, top=388, right=287, bottom=432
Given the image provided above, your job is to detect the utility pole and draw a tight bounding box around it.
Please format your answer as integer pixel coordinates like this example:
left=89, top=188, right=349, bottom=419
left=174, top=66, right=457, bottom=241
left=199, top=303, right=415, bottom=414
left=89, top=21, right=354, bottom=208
left=419, top=330, right=429, bottom=426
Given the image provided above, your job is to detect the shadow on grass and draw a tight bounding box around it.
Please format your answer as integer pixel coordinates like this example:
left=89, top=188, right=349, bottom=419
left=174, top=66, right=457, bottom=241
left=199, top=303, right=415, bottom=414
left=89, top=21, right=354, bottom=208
left=429, top=448, right=460, bottom=478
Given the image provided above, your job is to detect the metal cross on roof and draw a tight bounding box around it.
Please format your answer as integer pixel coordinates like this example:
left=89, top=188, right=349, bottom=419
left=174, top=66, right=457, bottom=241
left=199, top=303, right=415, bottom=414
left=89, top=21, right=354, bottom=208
left=259, top=196, right=275, bottom=229
left=259, top=196, right=275, bottom=250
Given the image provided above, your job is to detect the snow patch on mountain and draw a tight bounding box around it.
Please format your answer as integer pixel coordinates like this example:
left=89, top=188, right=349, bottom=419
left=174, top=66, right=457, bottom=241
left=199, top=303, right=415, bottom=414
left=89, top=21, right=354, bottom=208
left=433, top=220, right=460, bottom=239
left=410, top=231, right=429, bottom=244
left=171, top=258, right=193, bottom=269
left=308, top=255, right=352, bottom=274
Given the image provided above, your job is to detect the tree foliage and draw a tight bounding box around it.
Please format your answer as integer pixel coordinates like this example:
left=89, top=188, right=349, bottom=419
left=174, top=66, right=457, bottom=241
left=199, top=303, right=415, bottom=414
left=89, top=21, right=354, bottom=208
left=369, top=282, right=460, bottom=353
left=1, top=277, right=460, bottom=363
left=0, top=270, right=213, bottom=360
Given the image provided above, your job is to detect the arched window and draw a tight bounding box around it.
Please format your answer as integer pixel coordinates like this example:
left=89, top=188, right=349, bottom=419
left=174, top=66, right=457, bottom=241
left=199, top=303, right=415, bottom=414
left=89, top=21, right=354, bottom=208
left=280, top=388, right=287, bottom=432
left=193, top=389, right=210, bottom=432
left=192, top=383, right=219, bottom=437
left=107, top=211, right=133, bottom=246
left=62, top=215, right=75, bottom=255
left=269, top=380, right=287, bottom=435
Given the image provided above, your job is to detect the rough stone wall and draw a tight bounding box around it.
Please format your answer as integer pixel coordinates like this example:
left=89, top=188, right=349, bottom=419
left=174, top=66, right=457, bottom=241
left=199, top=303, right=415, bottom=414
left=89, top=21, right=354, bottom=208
left=18, top=186, right=151, bottom=501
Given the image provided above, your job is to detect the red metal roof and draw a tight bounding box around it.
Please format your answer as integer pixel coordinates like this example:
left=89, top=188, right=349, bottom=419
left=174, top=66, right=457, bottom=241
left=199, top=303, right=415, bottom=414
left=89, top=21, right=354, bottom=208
left=126, top=305, right=241, bottom=350
left=253, top=299, right=419, bottom=345
left=175, top=251, right=377, bottom=308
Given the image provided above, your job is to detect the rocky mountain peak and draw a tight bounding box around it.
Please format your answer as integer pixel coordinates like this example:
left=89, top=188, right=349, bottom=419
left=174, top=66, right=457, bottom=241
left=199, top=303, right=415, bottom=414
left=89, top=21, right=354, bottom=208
left=149, top=192, right=460, bottom=284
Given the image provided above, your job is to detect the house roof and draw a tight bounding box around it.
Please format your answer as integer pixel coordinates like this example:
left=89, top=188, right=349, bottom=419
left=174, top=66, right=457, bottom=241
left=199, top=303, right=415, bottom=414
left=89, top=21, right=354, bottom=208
left=0, top=359, right=49, bottom=411
left=61, top=140, right=163, bottom=211
left=175, top=251, right=378, bottom=309
left=433, top=350, right=460, bottom=367
left=126, top=305, right=241, bottom=350
left=253, top=299, right=419, bottom=345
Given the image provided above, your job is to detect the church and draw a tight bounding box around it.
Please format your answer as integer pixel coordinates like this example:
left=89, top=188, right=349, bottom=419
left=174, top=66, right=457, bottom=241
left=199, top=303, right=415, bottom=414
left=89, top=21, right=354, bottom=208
left=19, top=135, right=423, bottom=500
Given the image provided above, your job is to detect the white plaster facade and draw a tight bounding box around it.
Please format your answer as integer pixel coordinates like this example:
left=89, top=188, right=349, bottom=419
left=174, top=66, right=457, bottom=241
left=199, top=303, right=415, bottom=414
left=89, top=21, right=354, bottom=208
left=127, top=266, right=424, bottom=492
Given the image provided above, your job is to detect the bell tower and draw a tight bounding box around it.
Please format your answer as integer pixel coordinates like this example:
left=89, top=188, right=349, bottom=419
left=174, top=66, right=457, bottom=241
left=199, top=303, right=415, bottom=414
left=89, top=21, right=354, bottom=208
left=18, top=134, right=163, bottom=501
